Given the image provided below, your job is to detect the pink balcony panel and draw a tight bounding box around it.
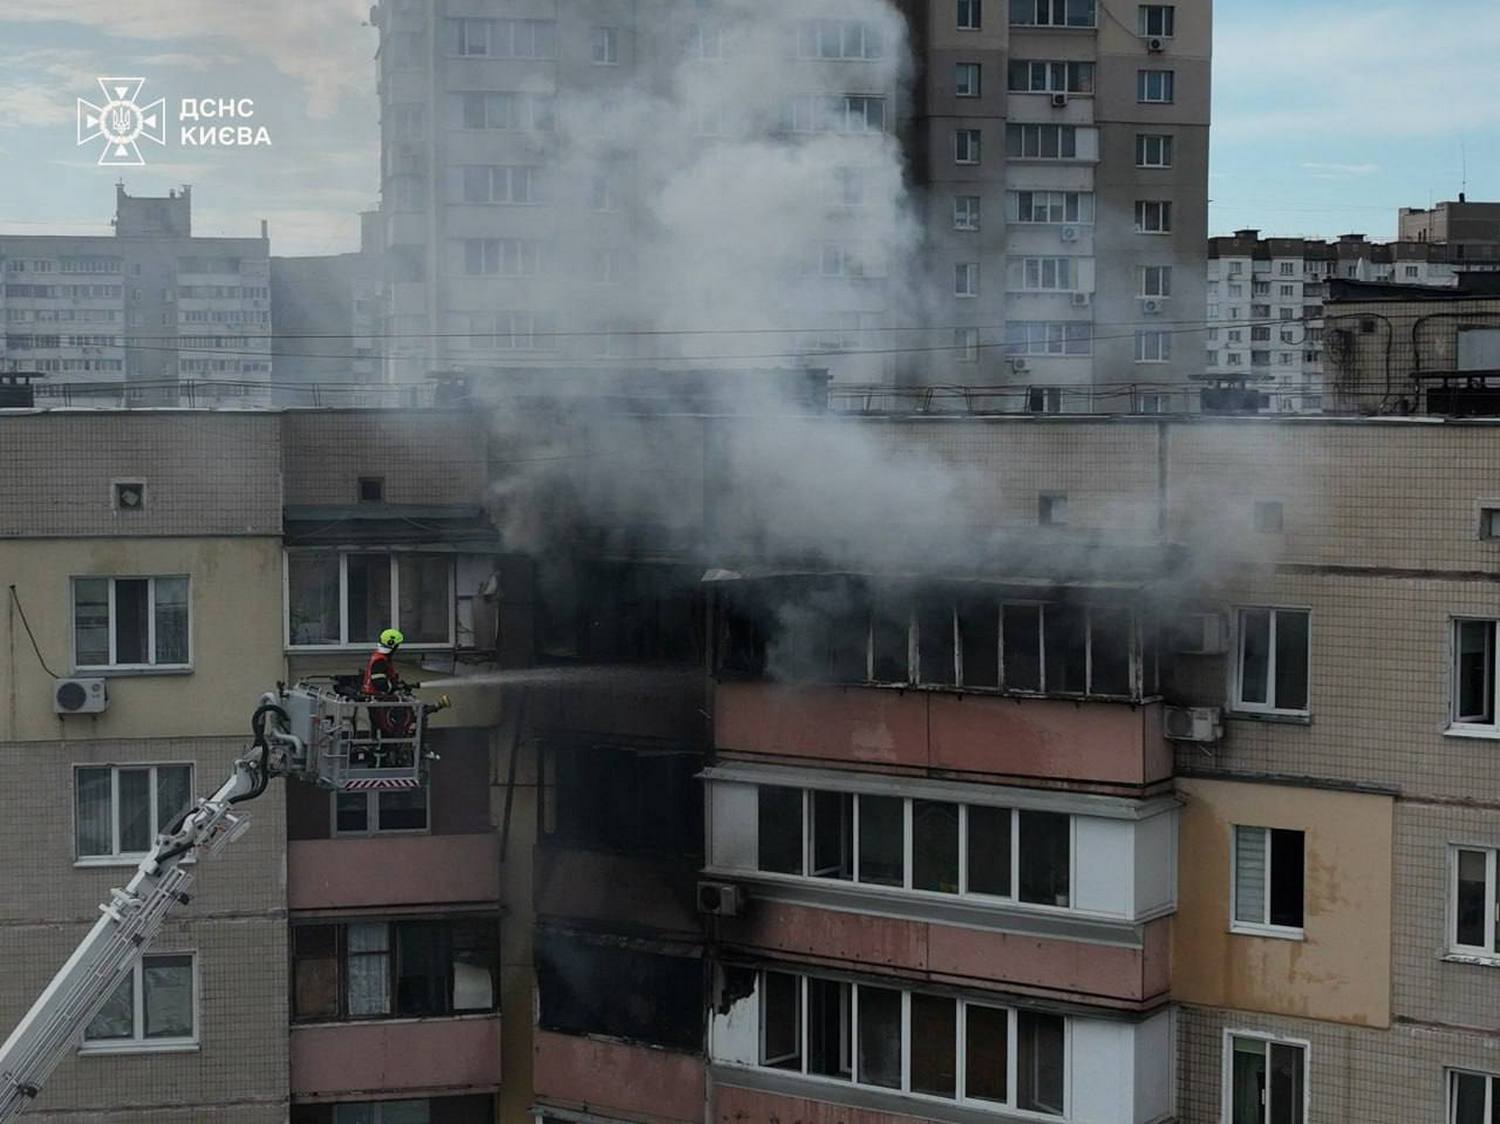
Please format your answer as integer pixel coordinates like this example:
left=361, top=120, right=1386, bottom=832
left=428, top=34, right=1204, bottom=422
left=714, top=1084, right=926, bottom=1124
left=715, top=682, right=1172, bottom=788
left=725, top=900, right=1170, bottom=1010
left=291, top=1015, right=501, bottom=1099
left=534, top=1030, right=705, bottom=1123
left=288, top=833, right=500, bottom=911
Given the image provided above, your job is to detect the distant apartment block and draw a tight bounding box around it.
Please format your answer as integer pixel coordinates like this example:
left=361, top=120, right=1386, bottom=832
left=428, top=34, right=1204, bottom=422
left=0, top=186, right=271, bottom=406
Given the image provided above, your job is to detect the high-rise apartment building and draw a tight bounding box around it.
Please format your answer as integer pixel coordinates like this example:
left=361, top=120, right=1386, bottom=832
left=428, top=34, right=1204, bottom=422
left=372, top=0, right=1210, bottom=404
left=0, top=187, right=272, bottom=406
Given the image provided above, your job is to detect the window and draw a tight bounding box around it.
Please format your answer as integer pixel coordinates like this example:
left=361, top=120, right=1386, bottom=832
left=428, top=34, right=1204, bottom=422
left=1451, top=846, right=1500, bottom=955
left=788, top=94, right=886, bottom=133
left=73, top=576, right=190, bottom=669
left=1135, top=200, right=1173, bottom=233
left=83, top=954, right=195, bottom=1050
left=446, top=18, right=556, bottom=59
left=325, top=1102, right=443, bottom=1124
left=1029, top=387, right=1063, bottom=414
left=462, top=238, right=542, bottom=277
left=286, top=552, right=454, bottom=648
left=1136, top=133, right=1173, bottom=167
left=794, top=19, right=884, bottom=60
left=460, top=165, right=544, bottom=205
left=1009, top=256, right=1078, bottom=291
left=1226, top=1033, right=1305, bottom=1124
left=958, top=0, right=982, bottom=29
left=1279, top=284, right=1296, bottom=297
left=1005, top=124, right=1078, bottom=159
left=955, top=262, right=979, bottom=297
left=1134, top=330, right=1171, bottom=362
left=1453, top=620, right=1499, bottom=728
left=358, top=477, right=384, bottom=503
left=75, top=764, right=192, bottom=862
left=752, top=786, right=1072, bottom=906
left=1009, top=190, right=1094, bottom=224
left=1405, top=265, right=1421, bottom=278
left=1235, top=607, right=1309, bottom=713
left=954, top=195, right=981, bottom=231
left=955, top=62, right=982, bottom=97
left=1279, top=262, right=1295, bottom=275
left=1481, top=509, right=1500, bottom=542
left=1141, top=265, right=1172, bottom=296
left=1010, top=0, right=1095, bottom=28
left=1232, top=826, right=1305, bottom=933
left=456, top=91, right=554, bottom=131
left=1038, top=492, right=1066, bottom=525
left=1138, top=4, right=1175, bottom=36
left=957, top=327, right=980, bottom=362
left=955, top=128, right=982, bottom=164
left=591, top=26, right=619, bottom=64
left=1005, top=321, right=1091, bottom=356
left=1451, top=1070, right=1500, bottom=1123
left=335, top=788, right=429, bottom=835
left=1007, top=60, right=1094, bottom=94
left=750, top=970, right=1065, bottom=1111
left=1137, top=69, right=1175, bottom=103
left=292, top=918, right=499, bottom=1022
left=113, top=480, right=146, bottom=512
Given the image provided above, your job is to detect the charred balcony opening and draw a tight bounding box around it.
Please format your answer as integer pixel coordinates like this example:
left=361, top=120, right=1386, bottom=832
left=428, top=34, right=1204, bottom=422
left=539, top=740, right=704, bottom=861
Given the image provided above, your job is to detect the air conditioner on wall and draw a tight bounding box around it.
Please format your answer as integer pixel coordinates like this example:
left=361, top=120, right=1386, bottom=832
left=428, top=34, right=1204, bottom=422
left=1147, top=36, right=1166, bottom=52
left=697, top=880, right=744, bottom=917
left=1070, top=292, right=1091, bottom=308
left=1009, top=357, right=1029, bottom=373
left=54, top=677, right=107, bottom=715
left=1141, top=297, right=1164, bottom=315
left=1060, top=226, right=1080, bottom=243
left=1164, top=706, right=1223, bottom=743
left=1050, top=92, right=1068, bottom=109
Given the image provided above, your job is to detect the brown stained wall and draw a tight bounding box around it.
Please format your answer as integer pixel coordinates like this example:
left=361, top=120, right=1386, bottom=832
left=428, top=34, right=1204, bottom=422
left=533, top=1030, right=705, bottom=1123
left=1173, top=778, right=1393, bottom=1028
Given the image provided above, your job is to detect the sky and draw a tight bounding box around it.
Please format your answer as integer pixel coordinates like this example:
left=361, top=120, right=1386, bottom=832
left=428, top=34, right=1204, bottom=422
left=0, top=0, right=1494, bottom=255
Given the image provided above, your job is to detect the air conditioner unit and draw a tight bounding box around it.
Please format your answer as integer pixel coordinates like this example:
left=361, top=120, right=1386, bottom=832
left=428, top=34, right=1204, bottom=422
left=54, top=677, right=107, bottom=715
left=1060, top=226, right=1080, bottom=243
left=1050, top=92, right=1069, bottom=109
left=1070, top=291, right=1091, bottom=308
left=1172, top=612, right=1227, bottom=655
left=1141, top=297, right=1164, bottom=315
left=1147, top=36, right=1166, bottom=52
left=1009, top=357, right=1029, bottom=373
left=697, top=880, right=744, bottom=917
left=1163, top=706, right=1222, bottom=743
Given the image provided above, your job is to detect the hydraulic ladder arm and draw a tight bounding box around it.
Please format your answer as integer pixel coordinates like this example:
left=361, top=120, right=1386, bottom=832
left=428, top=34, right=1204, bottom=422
left=0, top=700, right=297, bottom=1123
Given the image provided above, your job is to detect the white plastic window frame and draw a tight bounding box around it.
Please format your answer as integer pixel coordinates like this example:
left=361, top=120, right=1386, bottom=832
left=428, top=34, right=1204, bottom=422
left=1449, top=617, right=1499, bottom=736
left=283, top=549, right=456, bottom=651
left=73, top=762, right=195, bottom=867
left=1231, top=605, right=1311, bottom=716
left=71, top=574, right=192, bottom=672
left=1221, top=1030, right=1309, bottom=1124
left=79, top=952, right=199, bottom=1055
left=1228, top=824, right=1305, bottom=941
left=331, top=785, right=433, bottom=837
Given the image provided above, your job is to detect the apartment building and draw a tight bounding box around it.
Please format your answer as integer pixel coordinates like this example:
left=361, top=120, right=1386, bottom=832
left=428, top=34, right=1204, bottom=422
left=0, top=408, right=510, bottom=1124
left=372, top=0, right=1210, bottom=403
left=0, top=187, right=272, bottom=407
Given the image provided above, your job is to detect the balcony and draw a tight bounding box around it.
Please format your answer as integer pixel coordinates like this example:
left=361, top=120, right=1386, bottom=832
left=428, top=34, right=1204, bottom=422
left=290, top=1015, right=501, bottom=1099
left=533, top=1030, right=705, bottom=1123
left=287, top=832, right=499, bottom=911
left=714, top=682, right=1172, bottom=791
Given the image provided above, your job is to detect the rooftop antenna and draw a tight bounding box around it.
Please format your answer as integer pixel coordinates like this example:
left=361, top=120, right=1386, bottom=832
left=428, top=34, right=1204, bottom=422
left=1462, top=142, right=1468, bottom=201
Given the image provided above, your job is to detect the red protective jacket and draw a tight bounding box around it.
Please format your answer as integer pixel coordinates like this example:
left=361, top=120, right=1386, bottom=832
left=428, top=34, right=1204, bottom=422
left=363, top=648, right=399, bottom=697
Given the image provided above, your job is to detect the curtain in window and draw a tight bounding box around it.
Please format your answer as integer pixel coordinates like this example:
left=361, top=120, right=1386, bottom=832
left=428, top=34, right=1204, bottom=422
left=399, top=556, right=451, bottom=643
left=1017, top=1010, right=1065, bottom=1113
left=75, top=766, right=113, bottom=857
left=84, top=973, right=134, bottom=1040
left=450, top=919, right=497, bottom=1012
left=1235, top=826, right=1268, bottom=923
left=855, top=985, right=901, bottom=1088
left=143, top=955, right=194, bottom=1039
left=117, top=768, right=152, bottom=853
left=74, top=578, right=111, bottom=666
left=346, top=922, right=391, bottom=1017
left=346, top=554, right=393, bottom=645
left=288, top=554, right=341, bottom=645
left=154, top=577, right=189, bottom=664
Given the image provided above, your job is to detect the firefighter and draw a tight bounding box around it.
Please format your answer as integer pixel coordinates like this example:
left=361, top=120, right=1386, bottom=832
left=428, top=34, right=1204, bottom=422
left=363, top=628, right=415, bottom=744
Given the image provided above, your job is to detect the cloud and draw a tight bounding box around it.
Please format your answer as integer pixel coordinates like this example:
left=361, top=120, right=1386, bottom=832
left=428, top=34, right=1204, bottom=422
left=1299, top=162, right=1382, bottom=180
left=0, top=85, right=76, bottom=126
left=0, top=2, right=375, bottom=117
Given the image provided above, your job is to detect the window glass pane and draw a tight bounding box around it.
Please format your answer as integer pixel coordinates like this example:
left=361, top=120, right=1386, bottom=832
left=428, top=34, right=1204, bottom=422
left=1274, top=610, right=1310, bottom=711
left=143, top=955, right=194, bottom=1039
left=858, top=794, right=904, bottom=886
left=74, top=578, right=111, bottom=665
left=347, top=922, right=392, bottom=1016
left=911, top=993, right=957, bottom=1097
left=913, top=801, right=960, bottom=893
left=293, top=925, right=340, bottom=1020
left=395, top=921, right=450, bottom=1016
left=917, top=597, right=955, bottom=685
left=334, top=1106, right=378, bottom=1124
left=1044, top=604, right=1087, bottom=693
left=156, top=765, right=192, bottom=833
left=1453, top=1071, right=1487, bottom=1124
left=762, top=971, right=801, bottom=1068
left=965, top=1003, right=1009, bottom=1102
left=1457, top=850, right=1488, bottom=947
left=76, top=766, right=112, bottom=857
left=1269, top=829, right=1305, bottom=928
left=855, top=984, right=902, bottom=1088
left=1017, top=1010, right=1065, bottom=1114
left=1003, top=604, right=1042, bottom=691
left=115, top=578, right=149, bottom=665
left=807, top=977, right=851, bottom=1079
left=84, top=972, right=134, bottom=1040
left=288, top=553, right=342, bottom=645
left=118, top=768, right=152, bottom=853
left=1090, top=607, right=1132, bottom=695
left=347, top=554, right=393, bottom=645
left=451, top=919, right=497, bottom=1011
left=378, top=1102, right=432, bottom=1124
left=871, top=597, right=909, bottom=682
left=959, top=597, right=999, bottom=687
left=1457, top=621, right=1495, bottom=722
left=336, top=792, right=371, bottom=833
left=1239, top=609, right=1271, bottom=704
left=154, top=577, right=189, bottom=664
left=1269, top=1042, right=1305, bottom=1124
left=967, top=805, right=1012, bottom=896
left=1231, top=1037, right=1267, bottom=1124
left=811, top=790, right=853, bottom=879
left=1234, top=825, right=1268, bottom=924
left=398, top=555, right=451, bottom=643
left=379, top=788, right=428, bottom=831
left=1018, top=810, right=1070, bottom=906
left=758, top=786, right=803, bottom=874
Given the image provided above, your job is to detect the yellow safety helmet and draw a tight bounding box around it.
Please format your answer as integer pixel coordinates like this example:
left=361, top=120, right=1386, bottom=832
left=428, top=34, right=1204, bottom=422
left=379, top=628, right=405, bottom=648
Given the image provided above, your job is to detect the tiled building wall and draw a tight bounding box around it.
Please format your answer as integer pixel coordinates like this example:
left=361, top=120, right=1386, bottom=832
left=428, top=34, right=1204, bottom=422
left=0, top=414, right=282, bottom=537
left=280, top=410, right=490, bottom=507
